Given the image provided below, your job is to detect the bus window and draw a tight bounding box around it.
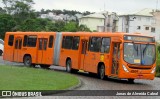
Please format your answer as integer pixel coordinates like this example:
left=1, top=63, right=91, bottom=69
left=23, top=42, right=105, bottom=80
left=27, top=36, right=37, bottom=47
left=39, top=39, right=43, bottom=50
left=62, top=36, right=73, bottom=49
left=23, top=35, right=28, bottom=47
left=15, top=40, right=18, bottom=49
left=72, top=36, right=80, bottom=50
left=89, top=37, right=101, bottom=52
left=8, top=35, right=14, bottom=46
left=48, top=36, right=54, bottom=48
left=19, top=39, right=22, bottom=49
left=62, top=36, right=66, bottom=48
left=44, top=39, right=47, bottom=50
left=101, top=38, right=110, bottom=53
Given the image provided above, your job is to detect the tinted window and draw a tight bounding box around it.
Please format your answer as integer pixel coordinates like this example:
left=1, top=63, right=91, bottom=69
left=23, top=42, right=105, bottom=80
left=62, top=36, right=66, bottom=48
left=39, top=39, right=43, bottom=50
left=8, top=35, right=14, bottom=46
left=44, top=39, right=47, bottom=50
left=27, top=36, right=37, bottom=47
left=101, top=38, right=110, bottom=53
left=89, top=37, right=101, bottom=52
left=62, top=36, right=73, bottom=49
left=19, top=39, right=22, bottom=49
left=23, top=35, right=28, bottom=47
left=49, top=36, right=54, bottom=48
left=72, top=36, right=80, bottom=50
left=15, top=39, right=18, bottom=49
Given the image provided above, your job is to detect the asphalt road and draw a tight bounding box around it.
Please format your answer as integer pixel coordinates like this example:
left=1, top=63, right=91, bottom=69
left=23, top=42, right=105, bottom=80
left=1, top=56, right=160, bottom=99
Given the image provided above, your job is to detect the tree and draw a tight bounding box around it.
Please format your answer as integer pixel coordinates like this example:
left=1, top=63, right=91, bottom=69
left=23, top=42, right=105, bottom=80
left=20, top=18, right=50, bottom=31
left=0, top=14, right=16, bottom=39
left=2, top=0, right=34, bottom=14
left=2, top=0, right=36, bottom=25
left=0, top=7, right=6, bottom=14
left=78, top=25, right=91, bottom=32
left=64, top=22, right=77, bottom=32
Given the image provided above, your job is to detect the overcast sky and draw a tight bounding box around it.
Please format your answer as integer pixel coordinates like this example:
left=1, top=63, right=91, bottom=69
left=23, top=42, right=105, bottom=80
left=1, top=0, right=160, bottom=13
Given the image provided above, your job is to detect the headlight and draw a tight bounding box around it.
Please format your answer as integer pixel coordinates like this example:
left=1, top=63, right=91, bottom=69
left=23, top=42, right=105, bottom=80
left=151, top=67, right=156, bottom=74
left=123, top=65, right=129, bottom=72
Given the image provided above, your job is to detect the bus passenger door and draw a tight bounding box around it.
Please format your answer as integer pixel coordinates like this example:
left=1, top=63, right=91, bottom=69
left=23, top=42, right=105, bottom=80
left=111, top=43, right=120, bottom=76
left=37, top=38, right=48, bottom=64
left=14, top=38, right=22, bottom=62
left=79, top=40, right=88, bottom=70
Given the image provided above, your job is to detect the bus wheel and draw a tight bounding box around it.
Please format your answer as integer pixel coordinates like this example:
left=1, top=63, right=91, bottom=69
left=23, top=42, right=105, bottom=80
left=23, top=56, right=32, bottom=66
left=128, top=79, right=134, bottom=83
left=98, top=64, right=105, bottom=80
left=66, top=60, right=71, bottom=73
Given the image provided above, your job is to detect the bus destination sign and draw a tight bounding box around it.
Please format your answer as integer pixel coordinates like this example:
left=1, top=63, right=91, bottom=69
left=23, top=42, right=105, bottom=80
left=124, top=35, right=155, bottom=43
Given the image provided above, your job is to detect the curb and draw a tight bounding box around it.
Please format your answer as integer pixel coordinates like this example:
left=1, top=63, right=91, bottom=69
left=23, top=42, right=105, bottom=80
left=67, top=78, right=82, bottom=90
left=41, top=77, right=82, bottom=96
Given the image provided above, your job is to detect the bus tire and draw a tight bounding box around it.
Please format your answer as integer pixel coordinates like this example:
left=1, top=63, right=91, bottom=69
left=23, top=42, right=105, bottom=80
left=98, top=64, right=105, bottom=80
left=66, top=59, right=71, bottom=73
left=128, top=79, right=134, bottom=83
left=23, top=56, right=32, bottom=67
left=0, top=50, right=3, bottom=56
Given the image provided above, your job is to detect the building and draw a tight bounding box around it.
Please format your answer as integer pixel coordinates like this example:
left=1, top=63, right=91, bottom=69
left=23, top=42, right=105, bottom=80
left=79, top=13, right=105, bottom=31
left=152, top=11, right=160, bottom=42
left=117, top=8, right=160, bottom=41
left=79, top=11, right=118, bottom=32
left=40, top=12, right=77, bottom=22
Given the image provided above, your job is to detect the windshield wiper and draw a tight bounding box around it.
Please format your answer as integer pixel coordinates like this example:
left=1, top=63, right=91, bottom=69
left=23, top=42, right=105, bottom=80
left=142, top=43, right=149, bottom=57
left=133, top=42, right=138, bottom=56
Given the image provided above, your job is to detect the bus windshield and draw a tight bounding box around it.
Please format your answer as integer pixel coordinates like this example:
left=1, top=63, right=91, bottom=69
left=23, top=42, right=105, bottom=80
left=124, top=43, right=155, bottom=65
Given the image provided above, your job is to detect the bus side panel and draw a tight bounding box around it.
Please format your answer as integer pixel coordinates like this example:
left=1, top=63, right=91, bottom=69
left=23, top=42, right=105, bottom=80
left=21, top=47, right=37, bottom=63
left=104, top=54, right=111, bottom=76
left=46, top=34, right=55, bottom=65
left=58, top=34, right=79, bottom=69
left=83, top=51, right=97, bottom=73
left=70, top=50, right=79, bottom=69
left=3, top=34, right=14, bottom=62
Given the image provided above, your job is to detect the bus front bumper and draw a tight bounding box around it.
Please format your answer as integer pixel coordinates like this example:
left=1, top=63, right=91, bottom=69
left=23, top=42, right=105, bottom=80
left=119, top=72, right=155, bottom=80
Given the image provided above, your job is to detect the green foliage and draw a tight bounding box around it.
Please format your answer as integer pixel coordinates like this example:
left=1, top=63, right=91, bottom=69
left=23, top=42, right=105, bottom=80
left=20, top=18, right=50, bottom=31
left=0, top=7, right=6, bottom=14
left=64, top=22, right=78, bottom=32
left=78, top=24, right=91, bottom=32
left=156, top=45, right=160, bottom=77
left=157, top=46, right=160, bottom=53
left=2, top=0, right=36, bottom=25
left=2, top=0, right=34, bottom=14
left=0, top=14, right=16, bottom=39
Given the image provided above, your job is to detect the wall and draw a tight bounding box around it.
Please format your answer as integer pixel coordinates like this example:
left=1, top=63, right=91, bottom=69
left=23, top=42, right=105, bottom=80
left=79, top=17, right=104, bottom=31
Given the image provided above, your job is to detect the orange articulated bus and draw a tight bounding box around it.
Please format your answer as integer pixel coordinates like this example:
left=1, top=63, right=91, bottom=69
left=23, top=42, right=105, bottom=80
left=3, top=32, right=156, bottom=82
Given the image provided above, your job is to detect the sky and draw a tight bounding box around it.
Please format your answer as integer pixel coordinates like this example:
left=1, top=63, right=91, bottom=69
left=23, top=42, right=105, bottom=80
left=1, top=0, right=160, bottom=14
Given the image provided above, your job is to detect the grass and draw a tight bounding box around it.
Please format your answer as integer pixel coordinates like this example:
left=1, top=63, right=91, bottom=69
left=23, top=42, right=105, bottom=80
left=0, top=65, right=79, bottom=90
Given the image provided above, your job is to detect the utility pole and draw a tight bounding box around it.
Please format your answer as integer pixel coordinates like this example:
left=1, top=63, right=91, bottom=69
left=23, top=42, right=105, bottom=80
left=103, top=12, right=108, bottom=32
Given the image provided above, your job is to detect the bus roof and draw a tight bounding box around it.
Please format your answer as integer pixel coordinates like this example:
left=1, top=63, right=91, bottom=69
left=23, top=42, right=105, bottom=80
left=6, top=32, right=154, bottom=38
